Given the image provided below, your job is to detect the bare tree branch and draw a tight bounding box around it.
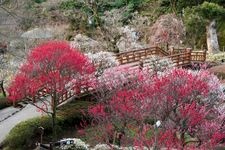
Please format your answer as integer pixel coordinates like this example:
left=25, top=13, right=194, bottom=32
left=26, top=97, right=53, bottom=116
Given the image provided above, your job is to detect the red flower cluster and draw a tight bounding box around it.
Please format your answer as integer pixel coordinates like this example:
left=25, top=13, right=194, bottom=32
left=8, top=41, right=95, bottom=102
left=89, top=68, right=225, bottom=149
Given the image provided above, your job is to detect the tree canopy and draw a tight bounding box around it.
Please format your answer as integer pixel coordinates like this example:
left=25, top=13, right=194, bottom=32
left=7, top=41, right=95, bottom=140
left=8, top=41, right=94, bottom=102
left=89, top=68, right=225, bottom=149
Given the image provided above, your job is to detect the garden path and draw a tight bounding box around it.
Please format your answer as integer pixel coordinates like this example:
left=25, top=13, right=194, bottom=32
left=0, top=98, right=51, bottom=144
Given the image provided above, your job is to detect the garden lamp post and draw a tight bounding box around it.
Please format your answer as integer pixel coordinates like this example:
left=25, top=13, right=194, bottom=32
left=38, top=126, right=44, bottom=144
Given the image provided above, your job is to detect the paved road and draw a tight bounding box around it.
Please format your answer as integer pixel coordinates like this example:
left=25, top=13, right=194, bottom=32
left=0, top=106, right=20, bottom=122
left=0, top=101, right=50, bottom=144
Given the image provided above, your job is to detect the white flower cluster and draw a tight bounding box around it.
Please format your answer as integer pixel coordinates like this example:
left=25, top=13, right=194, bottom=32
left=72, top=138, right=89, bottom=150
left=196, top=70, right=225, bottom=107
left=97, top=63, right=141, bottom=91
left=91, top=144, right=149, bottom=150
left=59, top=138, right=89, bottom=150
left=91, top=144, right=111, bottom=150
left=59, top=141, right=150, bottom=150
left=142, top=55, right=174, bottom=73
left=163, top=68, right=225, bottom=114
left=86, top=51, right=119, bottom=76
left=207, top=52, right=225, bottom=62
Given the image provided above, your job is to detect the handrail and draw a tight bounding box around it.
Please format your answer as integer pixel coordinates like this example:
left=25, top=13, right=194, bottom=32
left=116, top=47, right=169, bottom=56
left=116, top=46, right=158, bottom=55
left=116, top=47, right=170, bottom=64
left=116, top=47, right=206, bottom=65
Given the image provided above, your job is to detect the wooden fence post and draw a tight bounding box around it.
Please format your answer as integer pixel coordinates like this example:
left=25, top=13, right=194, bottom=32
left=139, top=60, right=144, bottom=70
left=169, top=46, right=174, bottom=55
left=156, top=46, right=161, bottom=55
left=166, top=42, right=169, bottom=51
left=186, top=48, right=192, bottom=63
left=203, top=49, right=207, bottom=61
left=155, top=47, right=158, bottom=55
left=65, top=92, right=68, bottom=101
left=33, top=96, right=36, bottom=103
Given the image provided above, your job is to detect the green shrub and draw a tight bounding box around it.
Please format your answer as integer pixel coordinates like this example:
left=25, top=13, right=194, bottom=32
left=218, top=21, right=225, bottom=49
left=60, top=0, right=145, bottom=32
left=183, top=7, right=206, bottom=47
left=59, top=0, right=82, bottom=10
left=109, top=0, right=126, bottom=8
left=3, top=116, right=60, bottom=150
left=18, top=18, right=33, bottom=31
left=32, top=0, right=46, bottom=4
left=57, top=100, right=95, bottom=126
left=0, top=96, right=10, bottom=110
left=0, top=93, right=6, bottom=99
left=3, top=100, right=95, bottom=149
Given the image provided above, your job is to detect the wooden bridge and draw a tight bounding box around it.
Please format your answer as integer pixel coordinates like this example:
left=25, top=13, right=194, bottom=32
left=14, top=46, right=207, bottom=106
left=116, top=47, right=206, bottom=67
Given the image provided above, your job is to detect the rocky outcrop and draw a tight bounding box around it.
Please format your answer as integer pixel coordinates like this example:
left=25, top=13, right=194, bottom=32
left=206, top=20, right=220, bottom=54
left=9, top=39, right=24, bottom=52
left=148, top=14, right=185, bottom=46
left=70, top=34, right=107, bottom=53
left=101, top=9, right=149, bottom=53
left=116, top=26, right=147, bottom=52
left=21, top=28, right=54, bottom=39
left=19, top=27, right=58, bottom=56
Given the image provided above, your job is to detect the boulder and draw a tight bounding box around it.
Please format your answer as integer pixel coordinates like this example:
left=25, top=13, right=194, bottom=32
left=21, top=28, right=53, bottom=39
left=20, top=27, right=56, bottom=53
left=70, top=34, right=107, bottom=53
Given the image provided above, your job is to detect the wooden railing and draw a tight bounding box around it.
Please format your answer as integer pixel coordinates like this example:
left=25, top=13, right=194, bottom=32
left=116, top=47, right=169, bottom=64
left=58, top=90, right=75, bottom=105
left=116, top=47, right=206, bottom=66
left=16, top=47, right=206, bottom=106
left=167, top=51, right=191, bottom=67
left=191, top=51, right=207, bottom=62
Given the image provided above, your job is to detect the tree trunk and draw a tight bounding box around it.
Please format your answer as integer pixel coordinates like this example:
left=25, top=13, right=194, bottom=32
left=206, top=20, right=220, bottom=54
left=113, top=122, right=126, bottom=147
left=0, top=80, right=6, bottom=97
left=181, top=131, right=185, bottom=149
left=52, top=111, right=56, bottom=141
left=51, top=92, right=57, bottom=142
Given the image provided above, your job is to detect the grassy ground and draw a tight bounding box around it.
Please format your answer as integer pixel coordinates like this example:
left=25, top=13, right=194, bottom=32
left=0, top=93, right=10, bottom=110
left=2, top=99, right=95, bottom=150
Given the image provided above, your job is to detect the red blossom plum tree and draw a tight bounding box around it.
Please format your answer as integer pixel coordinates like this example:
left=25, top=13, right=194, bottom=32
left=89, top=68, right=225, bottom=149
left=7, top=41, right=95, bottom=140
